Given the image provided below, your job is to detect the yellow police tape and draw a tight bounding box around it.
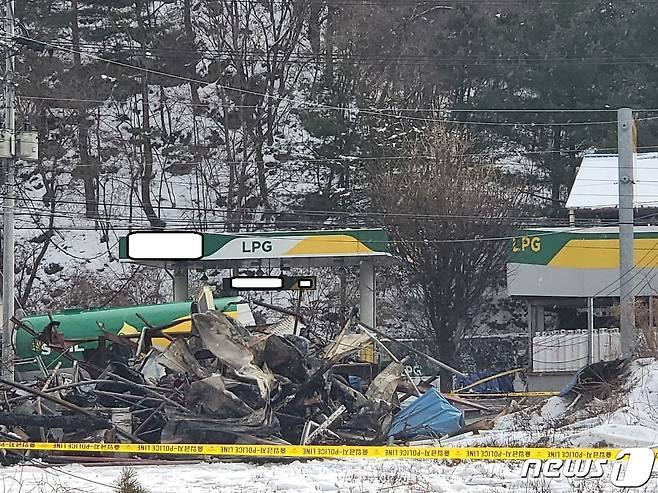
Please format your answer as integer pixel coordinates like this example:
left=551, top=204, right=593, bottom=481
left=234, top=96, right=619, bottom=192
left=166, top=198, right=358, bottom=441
left=451, top=391, right=559, bottom=398
left=0, top=442, right=634, bottom=460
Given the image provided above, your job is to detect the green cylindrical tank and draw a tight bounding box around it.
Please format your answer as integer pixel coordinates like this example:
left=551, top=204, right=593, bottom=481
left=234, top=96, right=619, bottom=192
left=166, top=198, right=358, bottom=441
left=15, top=296, right=243, bottom=373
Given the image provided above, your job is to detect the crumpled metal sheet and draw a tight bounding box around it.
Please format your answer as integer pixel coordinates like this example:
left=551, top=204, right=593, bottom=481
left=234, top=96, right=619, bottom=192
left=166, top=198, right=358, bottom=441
left=36, top=321, right=75, bottom=351
left=192, top=311, right=274, bottom=398
left=186, top=375, right=253, bottom=418
left=323, top=333, right=371, bottom=362
left=335, top=362, right=404, bottom=439
left=157, top=338, right=210, bottom=379
left=559, top=358, right=629, bottom=396
left=263, top=315, right=306, bottom=337
left=161, top=408, right=279, bottom=444
left=366, top=362, right=403, bottom=406
left=251, top=334, right=308, bottom=383
left=139, top=349, right=166, bottom=383
left=331, top=376, right=368, bottom=410
left=224, top=378, right=266, bottom=410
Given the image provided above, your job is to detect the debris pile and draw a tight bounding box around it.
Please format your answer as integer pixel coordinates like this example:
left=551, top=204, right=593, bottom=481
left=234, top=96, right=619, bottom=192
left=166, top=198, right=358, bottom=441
left=0, top=292, right=472, bottom=455
left=441, top=358, right=658, bottom=450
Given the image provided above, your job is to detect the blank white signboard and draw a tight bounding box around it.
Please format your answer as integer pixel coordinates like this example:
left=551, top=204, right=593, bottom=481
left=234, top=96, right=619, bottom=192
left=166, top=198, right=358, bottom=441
left=566, top=153, right=658, bottom=209
left=127, top=232, right=203, bottom=259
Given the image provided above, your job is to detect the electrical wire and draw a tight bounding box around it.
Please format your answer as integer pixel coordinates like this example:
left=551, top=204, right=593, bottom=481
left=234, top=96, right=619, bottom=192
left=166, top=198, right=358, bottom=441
left=628, top=261, right=658, bottom=300
left=1, top=189, right=657, bottom=238
left=6, top=150, right=620, bottom=168
left=10, top=140, right=658, bottom=166
left=15, top=36, right=623, bottom=128
left=0, top=190, right=643, bottom=223
left=0, top=193, right=637, bottom=244
left=27, top=39, right=658, bottom=68
left=585, top=233, right=658, bottom=299
left=14, top=202, right=120, bottom=262
left=622, top=231, right=658, bottom=296
left=0, top=204, right=638, bottom=230
left=16, top=95, right=624, bottom=113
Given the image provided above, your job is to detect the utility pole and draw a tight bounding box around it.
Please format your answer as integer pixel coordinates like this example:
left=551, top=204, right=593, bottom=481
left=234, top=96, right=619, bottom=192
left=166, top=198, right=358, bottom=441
left=587, top=297, right=594, bottom=364
left=1, top=0, right=15, bottom=379
left=618, top=107, right=636, bottom=358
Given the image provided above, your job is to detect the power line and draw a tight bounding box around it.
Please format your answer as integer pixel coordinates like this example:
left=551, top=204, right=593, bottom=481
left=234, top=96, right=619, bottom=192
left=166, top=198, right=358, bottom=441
left=18, top=94, right=657, bottom=124
left=0, top=192, right=621, bottom=223
left=0, top=191, right=628, bottom=243
left=30, top=39, right=658, bottom=67
left=8, top=146, right=621, bottom=166
left=16, top=191, right=120, bottom=261
left=628, top=253, right=658, bottom=299
left=1, top=208, right=640, bottom=245
left=11, top=184, right=658, bottom=227
left=17, top=94, right=624, bottom=113
left=8, top=205, right=658, bottom=249
left=17, top=36, right=621, bottom=128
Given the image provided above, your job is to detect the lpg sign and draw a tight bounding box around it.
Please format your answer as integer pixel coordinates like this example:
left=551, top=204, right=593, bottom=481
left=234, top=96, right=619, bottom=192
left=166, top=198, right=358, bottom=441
left=241, top=240, right=273, bottom=253
left=512, top=235, right=541, bottom=253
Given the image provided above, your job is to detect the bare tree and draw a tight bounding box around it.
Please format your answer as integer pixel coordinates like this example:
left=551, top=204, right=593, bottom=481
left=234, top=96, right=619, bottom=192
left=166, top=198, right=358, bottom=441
left=196, top=0, right=312, bottom=230
left=16, top=166, right=58, bottom=309
left=368, top=125, right=525, bottom=391
left=71, top=0, right=99, bottom=219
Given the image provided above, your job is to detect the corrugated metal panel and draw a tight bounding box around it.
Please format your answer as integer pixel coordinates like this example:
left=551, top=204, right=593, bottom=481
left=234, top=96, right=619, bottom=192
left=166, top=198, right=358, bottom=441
left=264, top=315, right=305, bottom=336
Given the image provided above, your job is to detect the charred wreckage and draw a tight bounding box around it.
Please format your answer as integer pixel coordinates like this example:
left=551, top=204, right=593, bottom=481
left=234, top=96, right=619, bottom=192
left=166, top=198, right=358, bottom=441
left=0, top=294, right=475, bottom=463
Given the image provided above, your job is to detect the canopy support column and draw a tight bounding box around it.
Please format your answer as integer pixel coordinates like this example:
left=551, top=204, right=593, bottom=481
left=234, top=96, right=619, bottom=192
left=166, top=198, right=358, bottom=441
left=173, top=265, right=189, bottom=302
left=587, top=297, right=595, bottom=364
left=528, top=302, right=544, bottom=372
left=359, top=261, right=375, bottom=327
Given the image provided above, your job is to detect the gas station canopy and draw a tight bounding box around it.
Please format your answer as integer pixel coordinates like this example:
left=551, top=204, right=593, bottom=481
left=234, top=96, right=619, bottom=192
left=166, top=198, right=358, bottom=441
left=508, top=226, right=658, bottom=298
left=118, top=228, right=395, bottom=269
left=118, top=228, right=395, bottom=324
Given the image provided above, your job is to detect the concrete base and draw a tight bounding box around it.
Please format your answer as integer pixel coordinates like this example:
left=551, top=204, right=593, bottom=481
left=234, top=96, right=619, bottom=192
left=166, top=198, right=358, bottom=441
left=527, top=371, right=575, bottom=392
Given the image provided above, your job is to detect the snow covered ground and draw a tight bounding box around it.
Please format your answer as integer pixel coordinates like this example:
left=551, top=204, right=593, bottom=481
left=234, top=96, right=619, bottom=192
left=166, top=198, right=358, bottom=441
left=445, top=358, right=658, bottom=450
left=0, top=458, right=645, bottom=493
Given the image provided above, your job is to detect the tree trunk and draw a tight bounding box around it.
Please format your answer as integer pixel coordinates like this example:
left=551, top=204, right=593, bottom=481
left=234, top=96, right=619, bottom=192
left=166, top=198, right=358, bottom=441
left=436, top=329, right=457, bottom=392
left=325, top=1, right=334, bottom=85
left=20, top=171, right=57, bottom=307
left=136, top=0, right=165, bottom=229
left=183, top=0, right=201, bottom=108
left=549, top=127, right=563, bottom=215
left=140, top=77, right=164, bottom=229
left=426, top=287, right=458, bottom=392
left=308, top=1, right=321, bottom=56
left=253, top=134, right=269, bottom=210
left=72, top=0, right=98, bottom=219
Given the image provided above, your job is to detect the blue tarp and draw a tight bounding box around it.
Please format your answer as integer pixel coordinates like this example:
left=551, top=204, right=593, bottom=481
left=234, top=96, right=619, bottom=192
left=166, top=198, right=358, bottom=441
left=388, top=388, right=464, bottom=439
